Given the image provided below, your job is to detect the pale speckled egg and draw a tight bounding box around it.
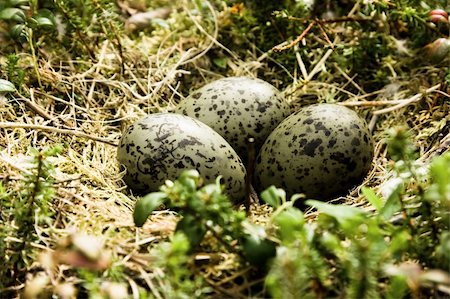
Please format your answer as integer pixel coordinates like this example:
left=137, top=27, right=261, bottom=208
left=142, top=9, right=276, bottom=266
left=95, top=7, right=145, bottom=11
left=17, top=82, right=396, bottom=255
left=254, top=104, right=374, bottom=200
left=175, top=77, right=291, bottom=162
left=117, top=113, right=246, bottom=200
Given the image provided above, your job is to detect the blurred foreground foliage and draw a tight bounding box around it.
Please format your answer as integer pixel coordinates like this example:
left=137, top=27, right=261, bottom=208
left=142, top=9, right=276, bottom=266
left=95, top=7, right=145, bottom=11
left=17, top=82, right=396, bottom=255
left=131, top=128, right=450, bottom=298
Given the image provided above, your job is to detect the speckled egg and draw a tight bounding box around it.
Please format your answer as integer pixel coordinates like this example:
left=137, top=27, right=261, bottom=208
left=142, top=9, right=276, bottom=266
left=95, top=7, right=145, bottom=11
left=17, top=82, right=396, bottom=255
left=175, top=77, right=291, bottom=162
left=254, top=104, right=374, bottom=200
left=117, top=113, right=246, bottom=200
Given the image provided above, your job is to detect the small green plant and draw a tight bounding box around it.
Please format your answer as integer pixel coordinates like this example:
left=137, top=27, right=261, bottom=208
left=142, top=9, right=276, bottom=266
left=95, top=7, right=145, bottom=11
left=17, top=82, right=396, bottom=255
left=134, top=170, right=246, bottom=249
left=0, top=0, right=125, bottom=80
left=148, top=232, right=210, bottom=298
left=265, top=127, right=450, bottom=298
left=0, top=0, right=57, bottom=42
left=5, top=54, right=25, bottom=92
left=0, top=0, right=58, bottom=88
left=53, top=0, right=125, bottom=60
left=132, top=170, right=280, bottom=298
left=219, top=0, right=449, bottom=90
left=0, top=145, right=62, bottom=290
left=134, top=170, right=276, bottom=267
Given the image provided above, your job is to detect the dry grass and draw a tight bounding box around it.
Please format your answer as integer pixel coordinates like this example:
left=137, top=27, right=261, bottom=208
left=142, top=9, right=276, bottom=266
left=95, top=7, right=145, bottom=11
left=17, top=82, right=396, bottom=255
left=0, top=0, right=449, bottom=297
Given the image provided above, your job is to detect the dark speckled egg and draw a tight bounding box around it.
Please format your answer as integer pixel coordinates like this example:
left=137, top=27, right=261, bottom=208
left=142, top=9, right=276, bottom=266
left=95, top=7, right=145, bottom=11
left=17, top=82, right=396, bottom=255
left=175, top=77, right=291, bottom=162
left=254, top=104, right=374, bottom=200
left=117, top=113, right=246, bottom=201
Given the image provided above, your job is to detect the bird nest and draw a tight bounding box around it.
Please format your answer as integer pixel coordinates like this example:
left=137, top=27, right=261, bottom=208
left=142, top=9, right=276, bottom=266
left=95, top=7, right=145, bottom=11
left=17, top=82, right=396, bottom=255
left=0, top=0, right=448, bottom=298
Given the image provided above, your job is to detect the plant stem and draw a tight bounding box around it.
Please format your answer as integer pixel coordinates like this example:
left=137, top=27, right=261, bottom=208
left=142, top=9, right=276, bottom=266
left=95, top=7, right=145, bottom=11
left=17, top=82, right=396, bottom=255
left=27, top=29, right=43, bottom=90
left=13, top=152, right=44, bottom=283
left=245, top=138, right=255, bottom=215
left=27, top=153, right=44, bottom=218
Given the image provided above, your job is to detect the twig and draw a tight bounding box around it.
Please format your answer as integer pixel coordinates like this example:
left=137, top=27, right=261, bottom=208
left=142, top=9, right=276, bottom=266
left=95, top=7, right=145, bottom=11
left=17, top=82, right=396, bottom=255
left=18, top=90, right=75, bottom=127
left=313, top=81, right=356, bottom=97
left=296, top=50, right=309, bottom=80
left=0, top=122, right=118, bottom=146
left=333, top=63, right=366, bottom=94
left=433, top=89, right=450, bottom=98
left=419, top=132, right=450, bottom=162
left=273, top=22, right=314, bottom=52
left=368, top=114, right=379, bottom=133
left=273, top=8, right=373, bottom=53
left=127, top=277, right=141, bottom=299
left=17, top=91, right=54, bottom=121
left=340, top=99, right=408, bottom=107
left=288, top=16, right=373, bottom=24
left=306, top=47, right=334, bottom=81
left=33, top=90, right=89, bottom=113
left=344, top=89, right=387, bottom=102
left=373, top=84, right=441, bottom=115
left=316, top=22, right=334, bottom=49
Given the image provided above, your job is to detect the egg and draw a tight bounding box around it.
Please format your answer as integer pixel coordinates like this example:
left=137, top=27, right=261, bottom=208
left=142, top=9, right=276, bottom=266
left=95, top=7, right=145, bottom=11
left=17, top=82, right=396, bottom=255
left=254, top=104, right=374, bottom=200
left=117, top=113, right=246, bottom=200
left=175, top=77, right=291, bottom=162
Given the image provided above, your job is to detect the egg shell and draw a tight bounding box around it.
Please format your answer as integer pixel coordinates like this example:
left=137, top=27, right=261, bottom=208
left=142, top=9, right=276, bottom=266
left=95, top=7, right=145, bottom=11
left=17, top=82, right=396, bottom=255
left=254, top=104, right=374, bottom=200
left=117, top=113, right=246, bottom=201
left=175, top=77, right=291, bottom=162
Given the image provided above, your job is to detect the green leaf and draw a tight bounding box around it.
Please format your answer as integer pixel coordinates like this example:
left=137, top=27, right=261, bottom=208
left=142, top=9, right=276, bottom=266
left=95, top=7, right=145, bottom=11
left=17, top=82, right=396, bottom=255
left=35, top=17, right=54, bottom=29
left=361, top=186, right=383, bottom=211
left=200, top=175, right=226, bottom=199
left=289, top=193, right=305, bottom=205
left=380, top=185, right=402, bottom=220
left=0, top=79, right=15, bottom=93
left=178, top=169, right=200, bottom=192
left=306, top=200, right=367, bottom=229
left=306, top=200, right=367, bottom=234
left=133, top=192, right=166, bottom=227
left=213, top=57, right=228, bottom=69
left=261, top=185, right=286, bottom=208
left=9, top=24, right=26, bottom=40
left=429, top=153, right=450, bottom=199
left=273, top=207, right=304, bottom=244
left=0, top=8, right=26, bottom=22
left=243, top=237, right=276, bottom=266
left=199, top=183, right=220, bottom=196
left=179, top=169, right=200, bottom=181
left=241, top=221, right=277, bottom=266
left=35, top=9, right=56, bottom=29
